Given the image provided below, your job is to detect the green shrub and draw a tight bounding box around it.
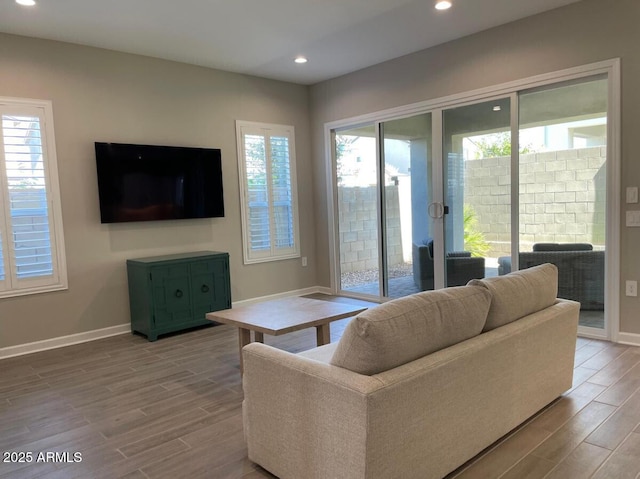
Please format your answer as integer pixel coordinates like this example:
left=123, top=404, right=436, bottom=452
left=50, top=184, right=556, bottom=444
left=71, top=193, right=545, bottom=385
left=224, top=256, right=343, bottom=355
left=463, top=204, right=490, bottom=257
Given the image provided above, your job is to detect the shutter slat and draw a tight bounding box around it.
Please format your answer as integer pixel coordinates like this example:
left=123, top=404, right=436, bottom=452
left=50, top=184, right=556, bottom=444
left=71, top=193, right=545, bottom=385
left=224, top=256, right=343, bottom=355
left=0, top=233, right=4, bottom=280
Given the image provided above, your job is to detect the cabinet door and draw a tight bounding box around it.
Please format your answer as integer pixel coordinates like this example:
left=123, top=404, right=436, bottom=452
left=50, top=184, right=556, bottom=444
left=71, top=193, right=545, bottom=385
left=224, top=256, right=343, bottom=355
left=191, top=258, right=230, bottom=319
left=150, top=265, right=193, bottom=326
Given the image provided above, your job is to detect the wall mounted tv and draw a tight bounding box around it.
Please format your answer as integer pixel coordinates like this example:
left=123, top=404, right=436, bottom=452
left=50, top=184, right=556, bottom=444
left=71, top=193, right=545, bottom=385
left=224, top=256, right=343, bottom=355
left=95, top=142, right=224, bottom=223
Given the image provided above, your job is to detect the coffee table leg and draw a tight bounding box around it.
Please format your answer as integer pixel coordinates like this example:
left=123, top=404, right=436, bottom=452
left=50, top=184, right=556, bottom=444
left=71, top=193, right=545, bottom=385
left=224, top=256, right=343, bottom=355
left=316, top=324, right=330, bottom=346
left=254, top=331, right=264, bottom=343
left=238, top=328, right=251, bottom=373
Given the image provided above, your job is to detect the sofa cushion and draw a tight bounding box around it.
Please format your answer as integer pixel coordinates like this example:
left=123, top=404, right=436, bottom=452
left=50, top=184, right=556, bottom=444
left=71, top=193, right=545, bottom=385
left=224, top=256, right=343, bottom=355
left=533, top=243, right=593, bottom=251
left=469, top=263, right=558, bottom=332
left=330, top=285, right=491, bottom=375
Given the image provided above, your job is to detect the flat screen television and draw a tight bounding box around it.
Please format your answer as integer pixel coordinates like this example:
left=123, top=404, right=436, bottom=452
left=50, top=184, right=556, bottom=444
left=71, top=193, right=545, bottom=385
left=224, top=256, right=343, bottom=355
left=95, top=142, right=224, bottom=223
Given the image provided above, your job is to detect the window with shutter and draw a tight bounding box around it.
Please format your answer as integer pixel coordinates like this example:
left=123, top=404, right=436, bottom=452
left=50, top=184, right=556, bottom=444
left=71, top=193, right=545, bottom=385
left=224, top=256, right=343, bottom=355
left=0, top=98, right=67, bottom=298
left=236, top=121, right=300, bottom=264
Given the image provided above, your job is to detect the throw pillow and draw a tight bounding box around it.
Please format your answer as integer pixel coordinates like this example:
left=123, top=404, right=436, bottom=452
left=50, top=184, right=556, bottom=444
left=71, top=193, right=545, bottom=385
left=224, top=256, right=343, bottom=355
left=330, top=285, right=491, bottom=375
left=468, top=263, right=558, bottom=332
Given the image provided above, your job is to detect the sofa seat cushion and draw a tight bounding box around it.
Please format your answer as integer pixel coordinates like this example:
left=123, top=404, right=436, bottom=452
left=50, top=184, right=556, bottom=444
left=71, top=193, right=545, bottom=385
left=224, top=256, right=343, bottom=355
left=469, top=263, right=558, bottom=332
left=298, top=342, right=337, bottom=364
left=330, top=285, right=491, bottom=375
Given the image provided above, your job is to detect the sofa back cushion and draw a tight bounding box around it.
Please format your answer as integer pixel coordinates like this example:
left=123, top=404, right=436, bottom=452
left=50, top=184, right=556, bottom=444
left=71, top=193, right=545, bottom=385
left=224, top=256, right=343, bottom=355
left=469, top=263, right=558, bottom=332
left=330, top=285, right=491, bottom=375
left=533, top=242, right=593, bottom=251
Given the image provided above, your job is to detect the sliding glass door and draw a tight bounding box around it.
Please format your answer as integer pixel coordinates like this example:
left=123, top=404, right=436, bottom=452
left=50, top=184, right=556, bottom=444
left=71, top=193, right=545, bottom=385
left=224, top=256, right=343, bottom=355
left=442, top=97, right=511, bottom=286
left=335, top=116, right=434, bottom=298
left=331, top=66, right=613, bottom=337
left=334, top=101, right=518, bottom=300
left=336, top=125, right=380, bottom=296
left=381, top=113, right=432, bottom=297
left=518, top=76, right=607, bottom=330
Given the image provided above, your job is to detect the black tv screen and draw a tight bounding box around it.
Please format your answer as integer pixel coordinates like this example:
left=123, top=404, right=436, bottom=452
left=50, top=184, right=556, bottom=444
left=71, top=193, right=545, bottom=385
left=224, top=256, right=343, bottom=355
left=95, top=142, right=224, bottom=223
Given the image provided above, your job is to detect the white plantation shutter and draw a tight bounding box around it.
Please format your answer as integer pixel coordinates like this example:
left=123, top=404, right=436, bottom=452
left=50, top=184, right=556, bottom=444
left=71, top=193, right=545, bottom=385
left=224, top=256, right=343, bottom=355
left=270, top=135, right=294, bottom=249
left=0, top=98, right=67, bottom=297
left=236, top=121, right=300, bottom=264
left=244, top=134, right=270, bottom=252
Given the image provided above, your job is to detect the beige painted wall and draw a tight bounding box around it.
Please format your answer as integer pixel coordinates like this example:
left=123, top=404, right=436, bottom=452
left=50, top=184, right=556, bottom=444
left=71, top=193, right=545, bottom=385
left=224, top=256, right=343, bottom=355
left=310, top=0, right=640, bottom=334
left=0, top=34, right=315, bottom=348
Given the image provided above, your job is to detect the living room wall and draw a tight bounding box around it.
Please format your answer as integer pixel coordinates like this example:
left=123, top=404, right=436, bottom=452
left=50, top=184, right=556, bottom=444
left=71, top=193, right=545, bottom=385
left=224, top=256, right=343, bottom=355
left=310, top=0, right=640, bottom=337
left=0, top=33, right=315, bottom=350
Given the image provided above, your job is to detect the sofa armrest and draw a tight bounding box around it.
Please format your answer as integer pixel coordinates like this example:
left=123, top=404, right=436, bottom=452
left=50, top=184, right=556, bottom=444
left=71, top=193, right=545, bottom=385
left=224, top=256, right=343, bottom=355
left=413, top=243, right=435, bottom=290
left=413, top=243, right=434, bottom=266
left=242, top=343, right=383, bottom=479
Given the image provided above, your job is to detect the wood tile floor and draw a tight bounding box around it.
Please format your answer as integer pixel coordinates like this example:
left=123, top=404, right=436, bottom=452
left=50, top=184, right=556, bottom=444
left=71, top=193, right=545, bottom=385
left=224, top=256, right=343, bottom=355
left=0, top=294, right=639, bottom=478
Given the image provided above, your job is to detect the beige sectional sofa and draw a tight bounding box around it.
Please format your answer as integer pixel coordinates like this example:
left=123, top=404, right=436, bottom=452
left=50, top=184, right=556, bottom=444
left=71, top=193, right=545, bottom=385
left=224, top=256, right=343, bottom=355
left=242, top=264, right=580, bottom=479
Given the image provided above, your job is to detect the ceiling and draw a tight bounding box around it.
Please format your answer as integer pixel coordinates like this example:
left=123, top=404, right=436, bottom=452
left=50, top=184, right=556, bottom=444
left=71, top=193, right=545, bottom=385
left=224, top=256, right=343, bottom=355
left=0, top=0, right=583, bottom=85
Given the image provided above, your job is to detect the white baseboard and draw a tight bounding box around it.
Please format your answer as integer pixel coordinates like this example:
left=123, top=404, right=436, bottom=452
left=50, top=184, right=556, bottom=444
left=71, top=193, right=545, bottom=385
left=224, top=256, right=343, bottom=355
left=3, top=287, right=636, bottom=359
left=0, top=324, right=131, bottom=360
left=232, top=286, right=333, bottom=307
left=0, top=286, right=335, bottom=359
left=617, top=332, right=640, bottom=347
left=577, top=331, right=607, bottom=341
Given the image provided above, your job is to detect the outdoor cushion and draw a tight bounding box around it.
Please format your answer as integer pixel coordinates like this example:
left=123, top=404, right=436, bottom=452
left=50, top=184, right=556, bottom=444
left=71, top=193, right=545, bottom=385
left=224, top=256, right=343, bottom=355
left=532, top=243, right=593, bottom=251
left=469, top=263, right=558, bottom=331
left=330, top=285, right=491, bottom=375
left=447, top=251, right=472, bottom=258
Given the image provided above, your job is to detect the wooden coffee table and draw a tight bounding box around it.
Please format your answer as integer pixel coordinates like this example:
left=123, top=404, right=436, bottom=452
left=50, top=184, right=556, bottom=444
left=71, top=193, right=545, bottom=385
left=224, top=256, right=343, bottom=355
left=206, top=296, right=367, bottom=372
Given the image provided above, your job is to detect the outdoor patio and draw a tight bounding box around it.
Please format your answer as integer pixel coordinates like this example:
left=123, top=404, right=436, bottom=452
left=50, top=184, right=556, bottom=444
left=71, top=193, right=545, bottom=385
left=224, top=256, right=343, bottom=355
left=341, top=260, right=604, bottom=329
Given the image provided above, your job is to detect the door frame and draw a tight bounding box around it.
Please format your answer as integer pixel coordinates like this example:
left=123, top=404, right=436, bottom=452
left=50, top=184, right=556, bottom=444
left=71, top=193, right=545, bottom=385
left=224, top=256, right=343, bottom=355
left=325, top=59, right=620, bottom=340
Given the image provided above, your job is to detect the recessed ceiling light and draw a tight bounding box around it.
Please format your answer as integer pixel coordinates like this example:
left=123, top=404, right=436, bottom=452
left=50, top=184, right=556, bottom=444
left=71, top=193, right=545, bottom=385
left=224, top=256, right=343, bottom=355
left=16, top=0, right=36, bottom=6
left=435, top=1, right=452, bottom=10
left=493, top=105, right=502, bottom=112
left=294, top=56, right=308, bottom=64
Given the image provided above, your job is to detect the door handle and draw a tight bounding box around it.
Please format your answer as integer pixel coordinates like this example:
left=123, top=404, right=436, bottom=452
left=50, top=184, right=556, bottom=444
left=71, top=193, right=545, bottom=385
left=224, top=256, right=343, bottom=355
left=428, top=202, right=438, bottom=218
left=428, top=202, right=445, bottom=219
left=175, top=289, right=183, bottom=298
left=201, top=284, right=210, bottom=293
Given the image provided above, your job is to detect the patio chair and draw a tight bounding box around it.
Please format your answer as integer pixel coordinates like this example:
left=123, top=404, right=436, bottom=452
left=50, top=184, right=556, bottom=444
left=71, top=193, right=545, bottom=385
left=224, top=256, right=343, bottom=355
left=412, top=240, right=485, bottom=291
left=497, top=243, right=604, bottom=310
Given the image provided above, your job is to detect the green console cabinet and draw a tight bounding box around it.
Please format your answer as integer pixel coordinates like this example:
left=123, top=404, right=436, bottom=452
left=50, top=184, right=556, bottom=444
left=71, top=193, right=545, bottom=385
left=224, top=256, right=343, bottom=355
left=127, top=251, right=231, bottom=341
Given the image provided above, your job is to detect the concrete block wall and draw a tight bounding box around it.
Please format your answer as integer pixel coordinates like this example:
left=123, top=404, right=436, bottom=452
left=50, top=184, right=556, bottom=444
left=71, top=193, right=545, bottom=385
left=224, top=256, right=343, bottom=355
left=465, top=146, right=606, bottom=258
left=338, top=185, right=403, bottom=273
